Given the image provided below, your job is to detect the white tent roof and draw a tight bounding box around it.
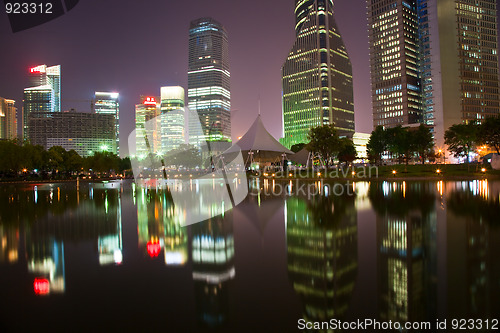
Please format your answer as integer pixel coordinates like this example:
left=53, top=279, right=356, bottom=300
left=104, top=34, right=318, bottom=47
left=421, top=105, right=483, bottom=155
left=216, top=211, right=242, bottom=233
left=224, top=115, right=293, bottom=154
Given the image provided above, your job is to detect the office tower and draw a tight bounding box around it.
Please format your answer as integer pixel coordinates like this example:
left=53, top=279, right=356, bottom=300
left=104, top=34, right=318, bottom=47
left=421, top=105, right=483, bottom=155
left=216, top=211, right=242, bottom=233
left=367, top=0, right=422, bottom=129
left=28, top=65, right=61, bottom=112
left=161, top=86, right=185, bottom=154
left=93, top=92, right=120, bottom=154
left=188, top=18, right=231, bottom=145
left=0, top=97, right=17, bottom=140
left=368, top=0, right=499, bottom=152
left=135, top=96, right=160, bottom=159
left=281, top=0, right=355, bottom=149
left=416, top=0, right=499, bottom=151
left=28, top=110, right=115, bottom=157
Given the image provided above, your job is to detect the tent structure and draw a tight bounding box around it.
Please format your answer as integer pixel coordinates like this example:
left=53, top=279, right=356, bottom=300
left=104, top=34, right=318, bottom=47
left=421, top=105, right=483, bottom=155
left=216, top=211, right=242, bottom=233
left=222, top=115, right=293, bottom=165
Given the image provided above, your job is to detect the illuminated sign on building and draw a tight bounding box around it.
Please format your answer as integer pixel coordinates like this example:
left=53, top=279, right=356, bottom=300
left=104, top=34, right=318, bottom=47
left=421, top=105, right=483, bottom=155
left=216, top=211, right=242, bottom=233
left=143, top=97, right=157, bottom=105
left=30, top=65, right=46, bottom=73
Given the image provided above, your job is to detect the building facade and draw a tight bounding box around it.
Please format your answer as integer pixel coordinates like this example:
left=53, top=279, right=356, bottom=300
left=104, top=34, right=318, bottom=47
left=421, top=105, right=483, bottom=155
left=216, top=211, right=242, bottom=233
left=93, top=92, right=120, bottom=155
left=160, top=86, right=185, bottom=154
left=368, top=0, right=499, bottom=153
left=135, top=96, right=160, bottom=159
left=417, top=0, right=499, bottom=151
left=188, top=17, right=231, bottom=145
left=0, top=97, right=17, bottom=140
left=28, top=111, right=115, bottom=157
left=23, top=65, right=61, bottom=140
left=367, top=0, right=423, bottom=129
left=281, top=0, right=355, bottom=149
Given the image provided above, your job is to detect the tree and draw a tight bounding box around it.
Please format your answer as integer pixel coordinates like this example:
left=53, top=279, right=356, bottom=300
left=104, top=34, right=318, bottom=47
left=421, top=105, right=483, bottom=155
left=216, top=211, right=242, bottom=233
left=413, top=124, right=434, bottom=164
left=367, top=126, right=387, bottom=165
left=444, top=123, right=477, bottom=169
left=290, top=143, right=307, bottom=153
left=337, top=138, right=357, bottom=166
left=164, top=144, right=202, bottom=168
left=386, top=126, right=415, bottom=166
left=477, top=116, right=500, bottom=154
left=306, top=125, right=340, bottom=165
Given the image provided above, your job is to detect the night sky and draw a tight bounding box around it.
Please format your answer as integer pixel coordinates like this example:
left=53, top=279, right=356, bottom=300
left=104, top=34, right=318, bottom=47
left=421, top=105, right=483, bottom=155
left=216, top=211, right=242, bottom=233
left=0, top=0, right=499, bottom=156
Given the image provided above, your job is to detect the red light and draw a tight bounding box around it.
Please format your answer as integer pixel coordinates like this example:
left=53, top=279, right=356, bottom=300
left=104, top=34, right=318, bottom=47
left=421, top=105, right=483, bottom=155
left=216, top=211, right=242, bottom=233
left=147, top=241, right=161, bottom=257
left=30, top=65, right=45, bottom=73
left=34, top=278, right=50, bottom=295
left=143, top=97, right=156, bottom=105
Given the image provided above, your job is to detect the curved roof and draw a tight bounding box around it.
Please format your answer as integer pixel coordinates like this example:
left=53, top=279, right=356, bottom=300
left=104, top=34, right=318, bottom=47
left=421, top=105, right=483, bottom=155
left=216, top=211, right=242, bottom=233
left=224, top=115, right=293, bottom=154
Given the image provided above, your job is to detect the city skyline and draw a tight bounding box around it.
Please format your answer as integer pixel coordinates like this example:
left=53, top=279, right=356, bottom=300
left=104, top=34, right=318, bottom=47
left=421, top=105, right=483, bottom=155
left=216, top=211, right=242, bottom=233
left=0, top=0, right=499, bottom=156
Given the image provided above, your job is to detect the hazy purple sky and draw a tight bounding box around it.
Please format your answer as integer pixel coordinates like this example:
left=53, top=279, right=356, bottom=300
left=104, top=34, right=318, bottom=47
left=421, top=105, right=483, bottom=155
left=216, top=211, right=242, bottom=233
left=0, top=1, right=498, bottom=156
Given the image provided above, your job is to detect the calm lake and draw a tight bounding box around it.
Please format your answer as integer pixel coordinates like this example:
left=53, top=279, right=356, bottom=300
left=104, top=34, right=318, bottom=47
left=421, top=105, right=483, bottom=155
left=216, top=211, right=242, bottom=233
left=0, top=179, right=499, bottom=332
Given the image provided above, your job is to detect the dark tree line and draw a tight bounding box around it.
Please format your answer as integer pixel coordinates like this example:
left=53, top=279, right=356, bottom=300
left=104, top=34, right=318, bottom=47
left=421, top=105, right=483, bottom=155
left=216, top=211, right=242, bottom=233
left=0, top=140, right=131, bottom=177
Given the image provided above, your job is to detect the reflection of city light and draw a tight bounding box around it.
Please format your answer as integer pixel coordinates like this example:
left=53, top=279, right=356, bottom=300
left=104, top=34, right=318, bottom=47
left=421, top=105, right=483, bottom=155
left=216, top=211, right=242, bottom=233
left=147, top=241, right=161, bottom=257
left=34, top=278, right=50, bottom=295
left=437, top=180, right=443, bottom=197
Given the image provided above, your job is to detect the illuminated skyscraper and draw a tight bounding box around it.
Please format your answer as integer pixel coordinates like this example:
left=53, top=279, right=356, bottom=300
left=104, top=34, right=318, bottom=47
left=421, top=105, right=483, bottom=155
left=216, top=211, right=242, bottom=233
left=281, top=0, right=355, bottom=148
left=23, top=65, right=61, bottom=140
left=0, top=97, right=17, bottom=140
left=93, top=92, right=120, bottom=154
left=188, top=18, right=231, bottom=144
left=135, top=96, right=160, bottom=158
left=368, top=0, right=499, bottom=152
left=416, top=0, right=499, bottom=152
left=160, top=86, right=185, bottom=154
left=367, top=0, right=422, bottom=129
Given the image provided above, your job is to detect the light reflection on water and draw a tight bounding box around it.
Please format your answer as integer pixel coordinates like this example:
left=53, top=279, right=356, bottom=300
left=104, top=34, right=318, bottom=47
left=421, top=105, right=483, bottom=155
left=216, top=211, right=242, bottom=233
left=0, top=179, right=499, bottom=331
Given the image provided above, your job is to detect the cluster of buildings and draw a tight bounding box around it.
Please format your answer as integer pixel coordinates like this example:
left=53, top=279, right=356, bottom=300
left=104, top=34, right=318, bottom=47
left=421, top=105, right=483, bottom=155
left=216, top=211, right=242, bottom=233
left=1, top=0, right=498, bottom=160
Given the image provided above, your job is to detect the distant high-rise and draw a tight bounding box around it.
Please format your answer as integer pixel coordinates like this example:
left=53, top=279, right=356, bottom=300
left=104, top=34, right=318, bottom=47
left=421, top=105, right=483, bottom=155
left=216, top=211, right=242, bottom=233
left=281, top=0, right=355, bottom=149
left=0, top=97, right=17, bottom=140
left=23, top=64, right=61, bottom=140
left=93, top=92, right=120, bottom=155
left=160, top=86, right=185, bottom=154
left=28, top=110, right=115, bottom=157
left=367, top=0, right=422, bottom=129
left=135, top=96, right=160, bottom=159
left=188, top=18, right=231, bottom=145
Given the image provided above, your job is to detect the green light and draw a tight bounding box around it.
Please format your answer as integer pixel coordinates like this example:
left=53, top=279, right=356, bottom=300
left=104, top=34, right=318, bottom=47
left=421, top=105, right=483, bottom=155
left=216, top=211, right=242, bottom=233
left=100, top=145, right=109, bottom=151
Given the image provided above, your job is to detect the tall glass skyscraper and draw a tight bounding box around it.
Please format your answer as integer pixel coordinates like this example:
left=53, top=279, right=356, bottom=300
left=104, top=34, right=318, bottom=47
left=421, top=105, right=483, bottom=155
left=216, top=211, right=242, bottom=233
left=281, top=0, right=355, bottom=149
left=367, top=0, right=422, bottom=129
left=188, top=18, right=231, bottom=145
left=416, top=0, right=499, bottom=152
left=23, top=64, right=61, bottom=140
left=160, top=86, right=185, bottom=154
left=93, top=92, right=120, bottom=155
left=368, top=0, right=499, bottom=154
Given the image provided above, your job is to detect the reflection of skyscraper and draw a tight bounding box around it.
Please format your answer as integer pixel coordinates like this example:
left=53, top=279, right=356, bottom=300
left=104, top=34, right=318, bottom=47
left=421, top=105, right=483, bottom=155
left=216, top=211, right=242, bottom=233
left=160, top=86, right=185, bottom=154
left=135, top=95, right=160, bottom=158
left=26, top=235, right=65, bottom=295
left=191, top=214, right=235, bottom=328
left=446, top=181, right=500, bottom=318
left=371, top=181, right=437, bottom=325
left=188, top=17, right=231, bottom=144
left=0, top=225, right=19, bottom=264
left=135, top=186, right=188, bottom=263
left=98, top=189, right=123, bottom=266
left=286, top=194, right=357, bottom=323
left=281, top=0, right=355, bottom=148
left=23, top=65, right=61, bottom=140
left=93, top=92, right=120, bottom=155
